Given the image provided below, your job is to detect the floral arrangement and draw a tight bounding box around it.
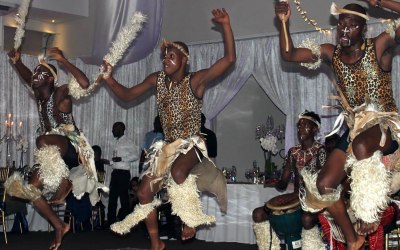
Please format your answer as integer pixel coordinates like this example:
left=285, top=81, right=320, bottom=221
left=260, top=135, right=278, bottom=155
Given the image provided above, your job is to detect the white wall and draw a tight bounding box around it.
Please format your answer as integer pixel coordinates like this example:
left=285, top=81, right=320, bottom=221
left=215, top=76, right=286, bottom=182
left=1, top=0, right=88, bottom=17
left=161, top=0, right=378, bottom=44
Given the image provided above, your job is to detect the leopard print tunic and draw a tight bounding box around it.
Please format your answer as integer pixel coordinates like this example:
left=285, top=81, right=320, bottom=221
left=38, top=91, right=77, bottom=134
left=156, top=71, right=202, bottom=142
left=332, top=38, right=397, bottom=112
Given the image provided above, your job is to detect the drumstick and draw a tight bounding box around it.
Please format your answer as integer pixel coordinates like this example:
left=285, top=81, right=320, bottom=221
left=279, top=0, right=289, bottom=52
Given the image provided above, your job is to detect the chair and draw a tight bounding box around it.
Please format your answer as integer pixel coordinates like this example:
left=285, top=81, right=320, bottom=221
left=0, top=167, right=10, bottom=244
left=90, top=171, right=106, bottom=230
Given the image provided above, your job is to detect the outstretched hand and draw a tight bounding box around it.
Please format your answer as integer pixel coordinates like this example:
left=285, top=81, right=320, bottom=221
left=275, top=1, right=291, bottom=22
left=100, top=60, right=113, bottom=80
left=8, top=48, right=21, bottom=65
left=47, top=47, right=67, bottom=62
left=211, top=8, right=230, bottom=26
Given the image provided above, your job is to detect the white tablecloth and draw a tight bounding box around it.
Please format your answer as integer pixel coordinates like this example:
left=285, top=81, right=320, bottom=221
left=196, top=183, right=288, bottom=244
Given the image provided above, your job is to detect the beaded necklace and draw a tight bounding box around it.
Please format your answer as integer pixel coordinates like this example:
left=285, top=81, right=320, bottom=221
left=290, top=141, right=324, bottom=169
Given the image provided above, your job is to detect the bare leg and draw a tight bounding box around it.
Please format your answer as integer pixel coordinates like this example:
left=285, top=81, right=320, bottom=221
left=30, top=170, right=70, bottom=250
left=350, top=125, right=393, bottom=237
left=33, top=197, right=70, bottom=250
left=317, top=149, right=364, bottom=250
left=252, top=206, right=269, bottom=223
left=170, top=148, right=201, bottom=241
left=138, top=175, right=164, bottom=250
left=48, top=178, right=72, bottom=205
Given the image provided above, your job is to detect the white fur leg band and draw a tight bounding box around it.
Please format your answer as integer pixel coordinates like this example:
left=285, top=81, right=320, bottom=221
left=4, top=172, right=42, bottom=202
left=300, top=169, right=342, bottom=212
left=349, top=151, right=390, bottom=223
left=110, top=198, right=161, bottom=235
left=168, top=174, right=215, bottom=228
left=253, top=221, right=280, bottom=250
left=35, top=145, right=70, bottom=195
left=301, top=226, right=325, bottom=250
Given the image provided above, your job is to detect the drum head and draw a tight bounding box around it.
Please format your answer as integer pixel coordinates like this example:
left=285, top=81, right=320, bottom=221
left=266, top=192, right=300, bottom=211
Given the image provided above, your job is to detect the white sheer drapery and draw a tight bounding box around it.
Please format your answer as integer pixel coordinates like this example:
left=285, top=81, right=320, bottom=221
left=81, top=0, right=164, bottom=65
left=0, top=21, right=398, bottom=167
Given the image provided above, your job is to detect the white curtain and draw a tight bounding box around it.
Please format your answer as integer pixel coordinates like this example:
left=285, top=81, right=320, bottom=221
left=0, top=21, right=398, bottom=168
left=81, top=0, right=164, bottom=65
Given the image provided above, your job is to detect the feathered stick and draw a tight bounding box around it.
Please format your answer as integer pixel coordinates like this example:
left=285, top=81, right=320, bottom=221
left=68, top=12, right=147, bottom=99
left=14, top=0, right=31, bottom=50
left=103, top=12, right=147, bottom=67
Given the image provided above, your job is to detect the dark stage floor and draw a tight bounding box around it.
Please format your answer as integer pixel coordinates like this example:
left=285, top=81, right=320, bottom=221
left=0, top=229, right=257, bottom=250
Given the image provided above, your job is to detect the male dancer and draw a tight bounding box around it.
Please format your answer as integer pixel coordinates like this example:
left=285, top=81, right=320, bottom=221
left=275, top=1, right=400, bottom=249
left=253, top=111, right=327, bottom=250
left=100, top=8, right=235, bottom=250
left=7, top=47, right=100, bottom=250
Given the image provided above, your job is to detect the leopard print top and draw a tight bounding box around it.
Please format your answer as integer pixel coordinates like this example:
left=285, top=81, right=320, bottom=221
left=332, top=38, right=397, bottom=112
left=38, top=91, right=77, bottom=134
left=156, top=71, right=202, bottom=142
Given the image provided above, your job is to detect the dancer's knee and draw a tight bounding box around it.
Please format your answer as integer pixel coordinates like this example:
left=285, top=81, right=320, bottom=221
left=170, top=167, right=188, bottom=184
left=301, top=213, right=316, bottom=230
left=137, top=185, right=153, bottom=203
left=252, top=207, right=268, bottom=223
left=317, top=176, right=332, bottom=195
left=36, top=135, right=47, bottom=148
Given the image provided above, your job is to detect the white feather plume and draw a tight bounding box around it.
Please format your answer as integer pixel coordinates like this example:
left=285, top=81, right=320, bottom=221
left=68, top=11, right=147, bottom=99
left=330, top=2, right=341, bottom=16
left=103, top=12, right=147, bottom=66
left=14, top=0, right=31, bottom=49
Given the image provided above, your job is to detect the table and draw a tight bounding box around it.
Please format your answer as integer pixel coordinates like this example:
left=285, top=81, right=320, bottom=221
left=196, top=183, right=290, bottom=244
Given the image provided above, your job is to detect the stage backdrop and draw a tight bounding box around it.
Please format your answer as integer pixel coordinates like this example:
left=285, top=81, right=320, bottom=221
left=0, top=21, right=398, bottom=182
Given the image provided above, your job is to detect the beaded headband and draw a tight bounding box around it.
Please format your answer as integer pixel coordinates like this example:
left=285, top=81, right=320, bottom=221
left=160, top=39, right=190, bottom=59
left=299, top=113, right=321, bottom=128
left=330, top=2, right=370, bottom=20
left=37, top=54, right=58, bottom=84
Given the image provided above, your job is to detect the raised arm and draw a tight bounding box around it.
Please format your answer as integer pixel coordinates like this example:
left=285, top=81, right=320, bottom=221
left=8, top=49, right=32, bottom=85
left=275, top=2, right=334, bottom=64
left=191, top=8, right=236, bottom=98
left=47, top=47, right=90, bottom=89
left=101, top=62, right=156, bottom=102
left=363, top=0, right=400, bottom=69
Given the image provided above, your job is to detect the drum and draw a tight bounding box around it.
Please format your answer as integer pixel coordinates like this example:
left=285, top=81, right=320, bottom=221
left=266, top=193, right=303, bottom=250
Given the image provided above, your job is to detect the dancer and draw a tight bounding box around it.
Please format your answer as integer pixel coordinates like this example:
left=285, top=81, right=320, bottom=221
left=6, top=47, right=101, bottom=250
left=253, top=111, right=326, bottom=250
left=101, top=8, right=235, bottom=250
left=275, top=1, right=400, bottom=249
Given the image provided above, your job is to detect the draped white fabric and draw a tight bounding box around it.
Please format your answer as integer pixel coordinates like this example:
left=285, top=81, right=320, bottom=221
left=0, top=21, right=398, bottom=168
left=81, top=0, right=164, bottom=65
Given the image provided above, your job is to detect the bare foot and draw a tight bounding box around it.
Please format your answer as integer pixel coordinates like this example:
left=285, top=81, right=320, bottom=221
left=48, top=179, right=72, bottom=205
left=346, top=234, right=365, bottom=250
left=150, top=239, right=165, bottom=250
left=355, top=220, right=379, bottom=235
left=49, top=222, right=70, bottom=250
left=181, top=225, right=196, bottom=241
